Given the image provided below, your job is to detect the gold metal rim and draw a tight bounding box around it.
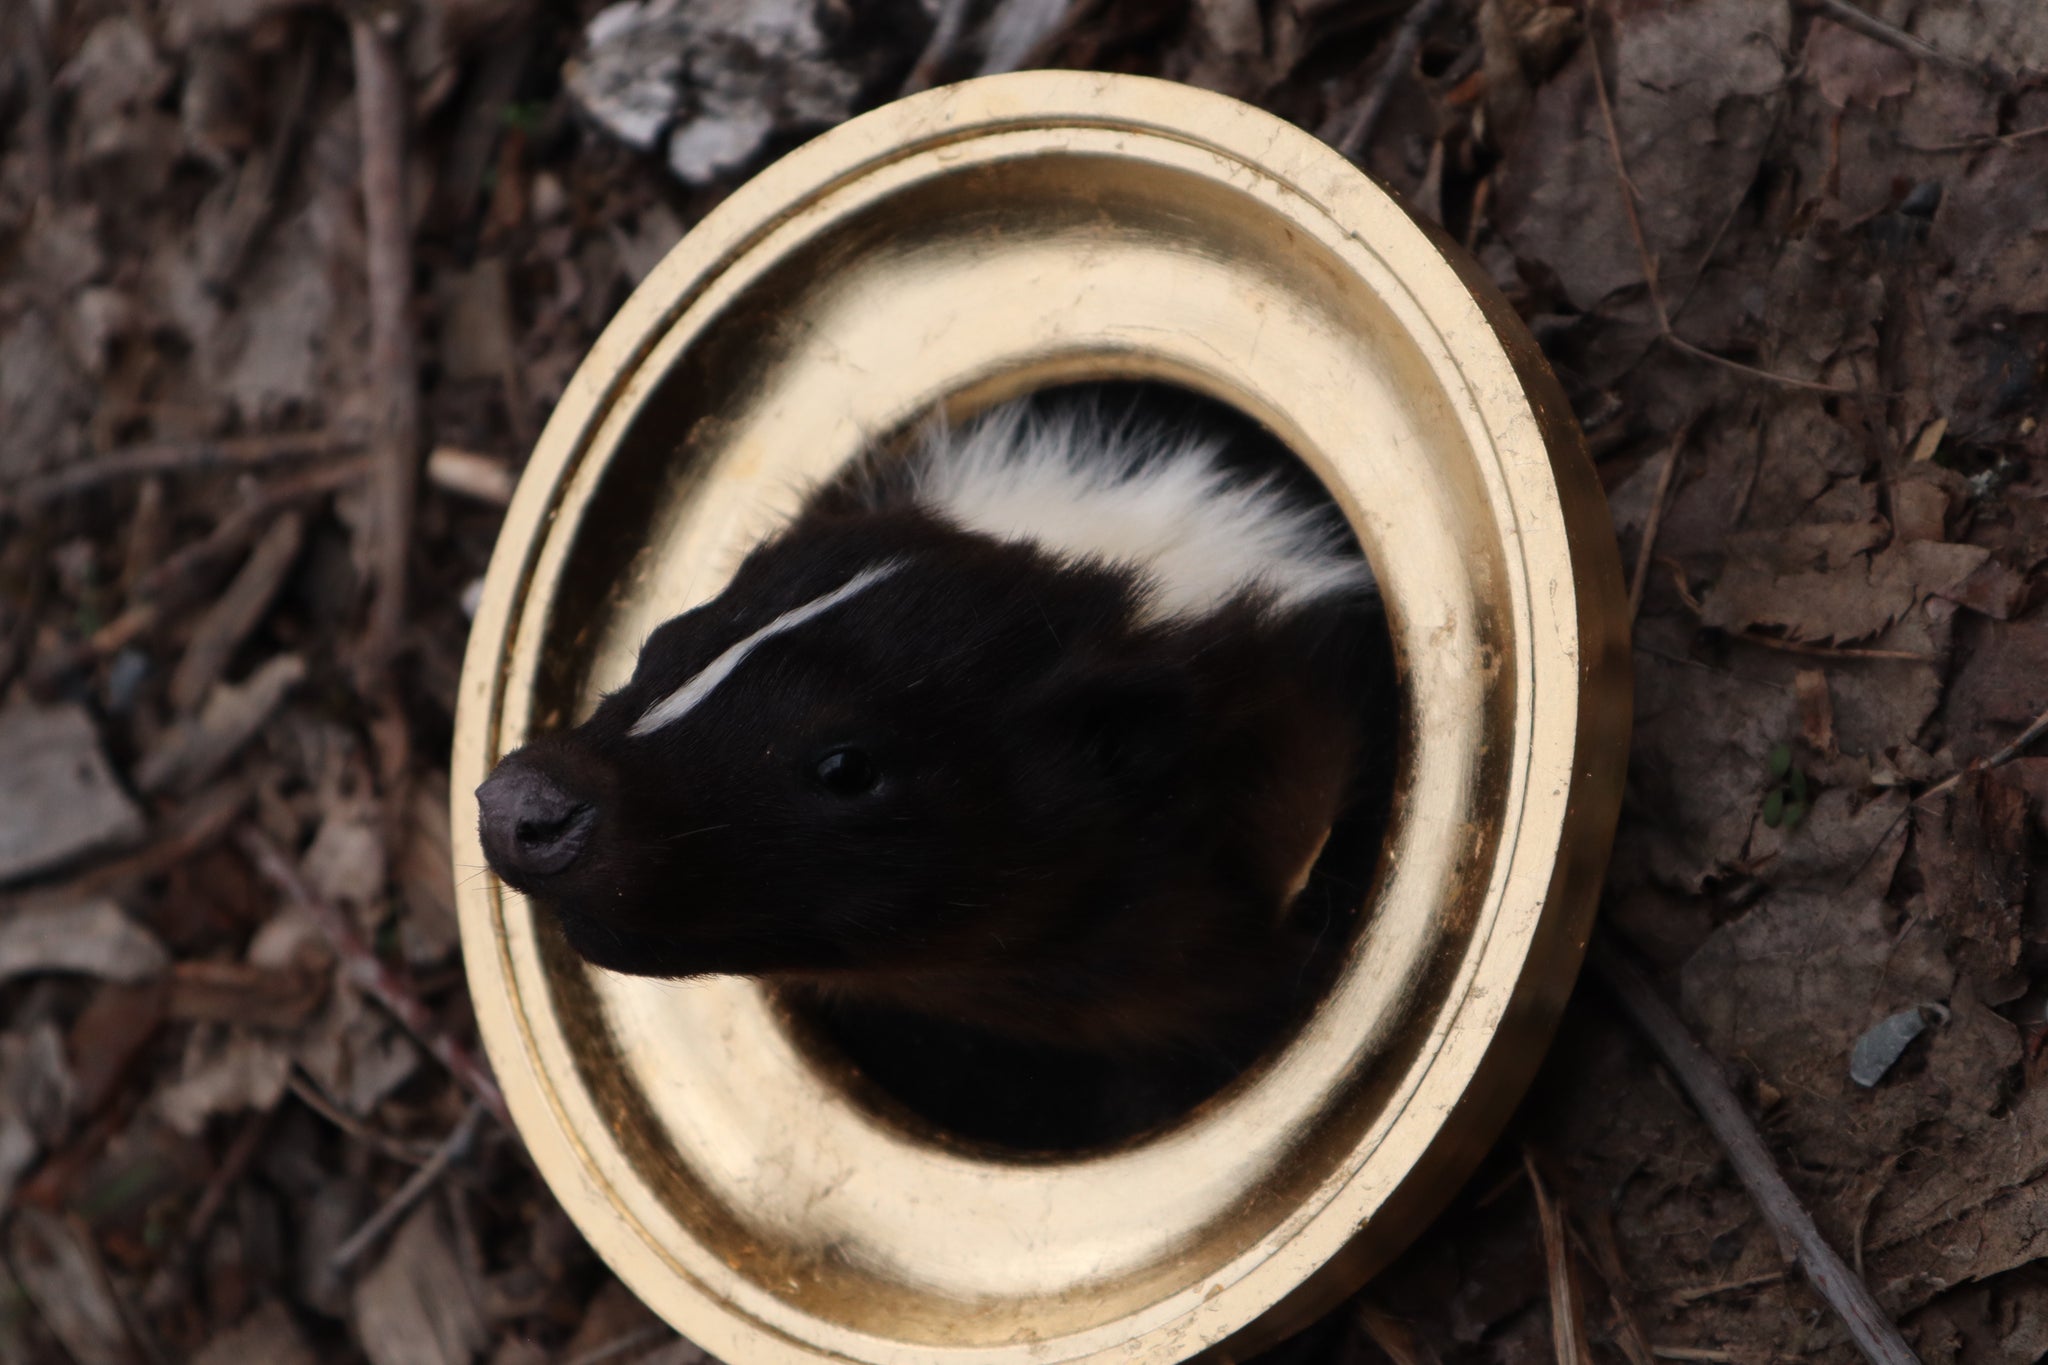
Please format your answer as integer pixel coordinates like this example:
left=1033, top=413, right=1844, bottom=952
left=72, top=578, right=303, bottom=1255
left=454, top=71, right=1630, bottom=1365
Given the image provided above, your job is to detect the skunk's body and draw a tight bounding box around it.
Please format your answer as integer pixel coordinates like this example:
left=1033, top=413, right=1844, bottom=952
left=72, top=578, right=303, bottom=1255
left=479, top=394, right=1388, bottom=1141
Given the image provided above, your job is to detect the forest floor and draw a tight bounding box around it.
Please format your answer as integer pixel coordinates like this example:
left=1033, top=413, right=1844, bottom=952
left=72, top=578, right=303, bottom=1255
left=2, top=0, right=2047, bottom=1362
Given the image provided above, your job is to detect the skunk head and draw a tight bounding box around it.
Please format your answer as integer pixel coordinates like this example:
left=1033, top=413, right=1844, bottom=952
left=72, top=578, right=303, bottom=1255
left=477, top=400, right=1379, bottom=1051
left=477, top=508, right=1192, bottom=982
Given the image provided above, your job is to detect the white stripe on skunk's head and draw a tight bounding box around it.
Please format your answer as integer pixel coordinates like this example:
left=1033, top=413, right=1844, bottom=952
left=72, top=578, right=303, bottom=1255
left=909, top=402, right=1375, bottom=625
left=629, top=560, right=906, bottom=737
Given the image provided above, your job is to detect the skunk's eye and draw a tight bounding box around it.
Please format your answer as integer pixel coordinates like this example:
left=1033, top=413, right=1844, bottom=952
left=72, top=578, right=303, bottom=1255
left=814, top=747, right=878, bottom=797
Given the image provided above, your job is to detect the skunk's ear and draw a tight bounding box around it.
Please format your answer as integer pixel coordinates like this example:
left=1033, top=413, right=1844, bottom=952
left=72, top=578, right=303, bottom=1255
left=1036, top=658, right=1193, bottom=786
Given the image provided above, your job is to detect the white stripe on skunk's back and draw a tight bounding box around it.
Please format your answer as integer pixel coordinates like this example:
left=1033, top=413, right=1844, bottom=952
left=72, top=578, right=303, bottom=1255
left=910, top=402, right=1375, bottom=624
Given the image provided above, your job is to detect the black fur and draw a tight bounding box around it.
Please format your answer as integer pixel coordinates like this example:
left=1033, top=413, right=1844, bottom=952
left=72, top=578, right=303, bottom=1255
left=478, top=398, right=1393, bottom=1146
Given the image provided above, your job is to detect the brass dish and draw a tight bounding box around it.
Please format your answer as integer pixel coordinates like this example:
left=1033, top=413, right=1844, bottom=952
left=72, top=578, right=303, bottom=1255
left=454, top=71, right=1630, bottom=1365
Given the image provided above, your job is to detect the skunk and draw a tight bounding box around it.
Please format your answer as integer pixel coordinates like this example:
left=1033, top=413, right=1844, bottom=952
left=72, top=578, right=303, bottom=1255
left=477, top=392, right=1391, bottom=1145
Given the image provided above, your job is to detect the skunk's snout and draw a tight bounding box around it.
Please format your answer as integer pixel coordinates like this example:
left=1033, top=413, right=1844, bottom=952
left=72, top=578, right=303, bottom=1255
left=477, top=759, right=596, bottom=885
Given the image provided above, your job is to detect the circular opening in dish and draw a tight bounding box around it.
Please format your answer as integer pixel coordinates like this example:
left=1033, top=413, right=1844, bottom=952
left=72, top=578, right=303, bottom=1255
left=782, top=377, right=1405, bottom=1154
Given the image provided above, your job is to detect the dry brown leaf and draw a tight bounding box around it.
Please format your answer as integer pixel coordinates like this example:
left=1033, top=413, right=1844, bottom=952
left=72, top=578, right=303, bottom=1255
left=1912, top=771, right=2029, bottom=991
left=301, top=799, right=387, bottom=930
left=156, top=1024, right=294, bottom=1136
left=137, top=652, right=306, bottom=795
left=1625, top=616, right=1801, bottom=889
left=56, top=16, right=174, bottom=167
left=0, top=900, right=170, bottom=984
left=1943, top=616, right=2048, bottom=754
left=205, top=206, right=343, bottom=422
left=0, top=1023, right=72, bottom=1205
left=351, top=1205, right=490, bottom=1365
left=7, top=1206, right=142, bottom=1365
left=398, top=774, right=461, bottom=965
left=1890, top=479, right=1949, bottom=542
left=1908, top=417, right=1948, bottom=464
left=1492, top=0, right=1790, bottom=312
left=191, top=1300, right=317, bottom=1365
left=1937, top=557, right=2034, bottom=620
left=293, top=982, right=421, bottom=1117
left=1700, top=538, right=1989, bottom=644
left=1825, top=610, right=1950, bottom=757
left=436, top=258, right=517, bottom=383
left=0, top=310, right=95, bottom=478
left=67, top=980, right=169, bottom=1115
left=558, top=1277, right=675, bottom=1362
left=0, top=703, right=147, bottom=883
left=487, top=1341, right=549, bottom=1365
left=1793, top=668, right=1834, bottom=755
left=1804, top=17, right=1915, bottom=111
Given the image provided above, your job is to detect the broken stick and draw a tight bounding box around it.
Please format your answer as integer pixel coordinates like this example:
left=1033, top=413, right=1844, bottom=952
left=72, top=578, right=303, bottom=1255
left=1589, top=937, right=1923, bottom=1365
left=348, top=9, right=423, bottom=689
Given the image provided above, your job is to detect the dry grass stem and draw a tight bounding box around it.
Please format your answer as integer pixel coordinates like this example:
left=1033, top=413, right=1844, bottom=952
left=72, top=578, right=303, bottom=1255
left=1523, top=1150, right=1593, bottom=1365
left=1628, top=428, right=1688, bottom=623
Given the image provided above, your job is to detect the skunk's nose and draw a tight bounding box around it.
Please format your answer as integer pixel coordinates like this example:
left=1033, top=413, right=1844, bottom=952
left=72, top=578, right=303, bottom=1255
left=477, top=761, right=596, bottom=883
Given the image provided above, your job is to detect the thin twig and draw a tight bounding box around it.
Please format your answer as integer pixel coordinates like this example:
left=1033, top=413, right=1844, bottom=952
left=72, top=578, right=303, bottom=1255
left=286, top=1072, right=438, bottom=1166
left=1584, top=4, right=1867, bottom=397
left=1590, top=937, right=1925, bottom=1365
left=1912, top=698, right=2048, bottom=806
left=1800, top=0, right=1987, bottom=78
left=0, top=430, right=362, bottom=510
left=1667, top=1269, right=1786, bottom=1306
left=1707, top=631, right=1937, bottom=664
left=330, top=1101, right=488, bottom=1272
left=1524, top=1150, right=1593, bottom=1365
left=1336, top=0, right=1458, bottom=160
left=184, top=1103, right=279, bottom=1245
left=1628, top=428, right=1688, bottom=623
left=1899, top=123, right=2048, bottom=154
left=239, top=827, right=510, bottom=1125
left=1585, top=10, right=1665, bottom=330
left=348, top=11, right=423, bottom=689
left=1661, top=332, right=1869, bottom=397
